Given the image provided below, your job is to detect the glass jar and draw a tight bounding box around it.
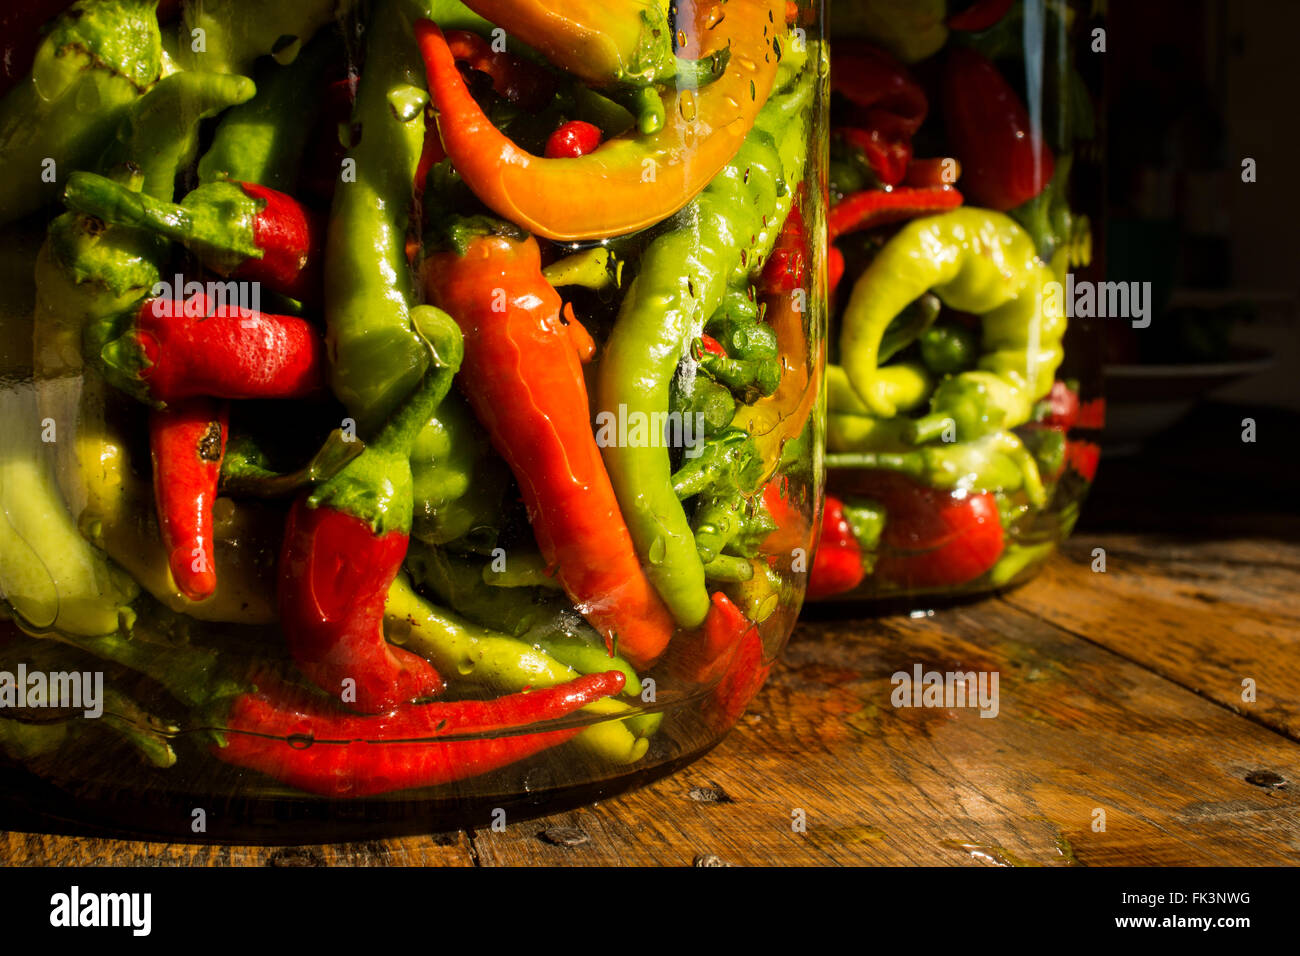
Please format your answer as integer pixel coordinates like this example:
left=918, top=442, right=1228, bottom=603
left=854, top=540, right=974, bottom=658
left=0, top=0, right=828, bottom=837
left=809, top=0, right=1102, bottom=604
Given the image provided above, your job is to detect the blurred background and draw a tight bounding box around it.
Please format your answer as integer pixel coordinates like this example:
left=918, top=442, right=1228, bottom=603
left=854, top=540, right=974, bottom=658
left=1075, top=0, right=1298, bottom=536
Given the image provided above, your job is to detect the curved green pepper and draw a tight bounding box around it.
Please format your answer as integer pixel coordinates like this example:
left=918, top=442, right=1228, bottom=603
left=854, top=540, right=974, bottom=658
left=198, top=31, right=340, bottom=190
left=595, top=48, right=815, bottom=628
left=173, top=0, right=342, bottom=76
left=839, top=209, right=1065, bottom=444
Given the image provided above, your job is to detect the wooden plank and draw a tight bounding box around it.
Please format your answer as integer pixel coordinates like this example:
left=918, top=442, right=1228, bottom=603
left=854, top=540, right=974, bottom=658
left=468, top=599, right=1300, bottom=866
left=1002, top=537, right=1300, bottom=739
left=0, top=829, right=476, bottom=866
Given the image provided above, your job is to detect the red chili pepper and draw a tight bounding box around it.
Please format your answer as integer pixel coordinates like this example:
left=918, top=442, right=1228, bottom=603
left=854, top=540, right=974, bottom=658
left=831, top=43, right=928, bottom=187
left=828, top=243, right=845, bottom=297
left=1065, top=440, right=1101, bottom=482
left=759, top=201, right=808, bottom=296
left=865, top=474, right=1005, bottom=589
left=424, top=230, right=677, bottom=668
left=544, top=120, right=602, bottom=159
left=1041, top=381, right=1080, bottom=430
left=697, top=332, right=728, bottom=358
left=444, top=29, right=555, bottom=112
left=674, top=591, right=758, bottom=688
left=760, top=476, right=808, bottom=557
left=150, top=398, right=228, bottom=602
left=216, top=669, right=625, bottom=797
left=903, top=157, right=962, bottom=189
left=701, top=626, right=769, bottom=733
left=105, top=294, right=326, bottom=404
left=1075, top=398, right=1106, bottom=431
left=829, top=185, right=964, bottom=240
left=278, top=307, right=463, bottom=713
left=806, top=495, right=867, bottom=599
left=279, top=500, right=445, bottom=714
left=236, top=181, right=323, bottom=301
left=943, top=47, right=1055, bottom=211
left=947, top=0, right=1015, bottom=31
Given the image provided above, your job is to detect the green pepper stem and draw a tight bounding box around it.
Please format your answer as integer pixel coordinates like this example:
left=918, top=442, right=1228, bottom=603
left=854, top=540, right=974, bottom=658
left=702, top=554, right=755, bottom=583
left=905, top=413, right=954, bottom=445
left=64, top=172, right=220, bottom=251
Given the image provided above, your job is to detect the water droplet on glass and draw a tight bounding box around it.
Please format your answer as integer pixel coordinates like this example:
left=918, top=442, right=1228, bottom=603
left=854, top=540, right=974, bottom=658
left=679, top=89, right=697, bottom=122
left=287, top=733, right=314, bottom=750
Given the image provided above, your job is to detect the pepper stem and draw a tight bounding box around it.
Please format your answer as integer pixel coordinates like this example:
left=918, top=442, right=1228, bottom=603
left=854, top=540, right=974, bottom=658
left=905, top=413, right=954, bottom=445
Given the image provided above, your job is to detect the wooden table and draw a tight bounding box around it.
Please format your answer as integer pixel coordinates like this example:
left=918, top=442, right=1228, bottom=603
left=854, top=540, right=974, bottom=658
left=4, top=528, right=1297, bottom=867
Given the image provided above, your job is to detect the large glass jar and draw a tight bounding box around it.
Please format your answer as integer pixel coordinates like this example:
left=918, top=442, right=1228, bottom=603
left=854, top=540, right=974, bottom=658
left=0, top=0, right=827, bottom=837
left=808, top=0, right=1102, bottom=604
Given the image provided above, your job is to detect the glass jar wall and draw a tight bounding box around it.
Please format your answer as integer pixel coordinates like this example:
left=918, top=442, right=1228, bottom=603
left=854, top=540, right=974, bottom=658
left=0, top=0, right=828, bottom=836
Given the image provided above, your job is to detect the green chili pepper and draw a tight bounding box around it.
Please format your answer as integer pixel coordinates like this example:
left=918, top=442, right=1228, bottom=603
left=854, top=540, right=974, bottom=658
left=825, top=431, right=1047, bottom=505
left=0, top=0, right=163, bottom=225
left=325, top=0, right=432, bottom=435
left=698, top=352, right=783, bottom=402
left=409, top=391, right=511, bottom=550
left=482, top=552, right=564, bottom=590
left=826, top=361, right=933, bottom=424
left=0, top=637, right=178, bottom=767
left=528, top=633, right=643, bottom=698
left=878, top=293, right=941, bottom=364
left=1021, top=427, right=1066, bottom=480
left=173, top=0, right=340, bottom=76
left=100, top=71, right=257, bottom=200
left=826, top=412, right=909, bottom=455
left=595, top=49, right=815, bottom=628
left=833, top=0, right=948, bottom=63
left=670, top=428, right=763, bottom=501
left=919, top=323, right=981, bottom=376
left=841, top=499, right=885, bottom=553
left=406, top=545, right=571, bottom=639
left=704, top=311, right=779, bottom=361
left=724, top=559, right=785, bottom=625
left=541, top=247, right=616, bottom=291
left=670, top=375, right=737, bottom=440
left=840, top=209, right=1066, bottom=444
left=1010, top=154, right=1092, bottom=268
left=985, top=540, right=1057, bottom=588
left=198, top=31, right=339, bottom=190
left=703, top=554, right=755, bottom=583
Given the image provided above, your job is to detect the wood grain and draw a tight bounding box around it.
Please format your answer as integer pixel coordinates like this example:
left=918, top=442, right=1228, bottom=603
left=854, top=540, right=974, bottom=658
left=1002, top=534, right=1300, bottom=740
left=3, top=533, right=1297, bottom=866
